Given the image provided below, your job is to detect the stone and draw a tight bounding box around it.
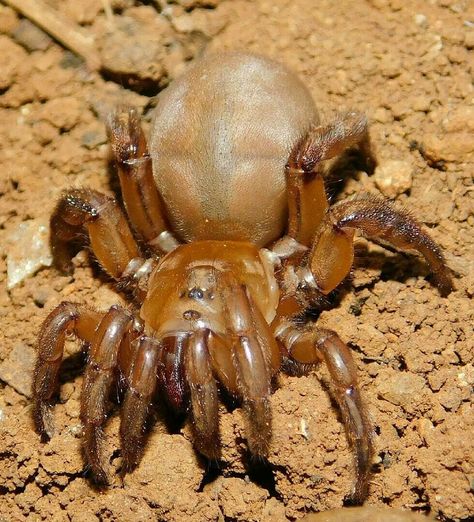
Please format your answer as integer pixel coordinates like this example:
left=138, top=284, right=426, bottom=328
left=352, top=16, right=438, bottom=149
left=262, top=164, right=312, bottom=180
left=0, top=343, right=36, bottom=397
left=374, top=159, right=413, bottom=198
left=5, top=218, right=53, bottom=289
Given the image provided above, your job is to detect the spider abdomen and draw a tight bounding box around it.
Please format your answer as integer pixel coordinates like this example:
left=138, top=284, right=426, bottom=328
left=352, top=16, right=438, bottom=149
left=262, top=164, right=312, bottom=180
left=150, top=52, right=318, bottom=247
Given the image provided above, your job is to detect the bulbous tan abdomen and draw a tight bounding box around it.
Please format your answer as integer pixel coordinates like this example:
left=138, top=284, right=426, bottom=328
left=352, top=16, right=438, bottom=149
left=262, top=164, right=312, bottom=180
left=150, top=52, right=318, bottom=247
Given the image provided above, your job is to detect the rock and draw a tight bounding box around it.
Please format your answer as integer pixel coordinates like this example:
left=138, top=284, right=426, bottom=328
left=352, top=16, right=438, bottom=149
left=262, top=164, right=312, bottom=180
left=5, top=218, right=53, bottom=290
left=0, top=6, right=20, bottom=35
left=421, top=105, right=474, bottom=164
left=81, top=128, right=107, bottom=150
left=172, top=5, right=229, bottom=37
left=124, top=433, right=204, bottom=513
left=216, top=477, right=268, bottom=522
left=422, top=133, right=474, bottom=163
left=99, top=12, right=173, bottom=93
left=441, top=106, right=474, bottom=133
left=373, top=107, right=392, bottom=124
left=32, top=285, right=55, bottom=307
left=465, top=30, right=474, bottom=49
left=414, top=14, right=428, bottom=28
left=261, top=498, right=288, bottom=522
left=377, top=371, right=427, bottom=412
left=0, top=343, right=36, bottom=397
left=379, top=53, right=402, bottom=78
left=34, top=97, right=83, bottom=131
left=12, top=19, right=52, bottom=52
left=40, top=433, right=84, bottom=475
left=412, top=95, right=431, bottom=112
left=63, top=0, right=102, bottom=25
left=374, top=159, right=413, bottom=198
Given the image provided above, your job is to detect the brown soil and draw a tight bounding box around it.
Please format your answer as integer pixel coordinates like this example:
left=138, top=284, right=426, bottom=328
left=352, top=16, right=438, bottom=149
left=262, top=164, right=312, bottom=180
left=0, top=0, right=473, bottom=521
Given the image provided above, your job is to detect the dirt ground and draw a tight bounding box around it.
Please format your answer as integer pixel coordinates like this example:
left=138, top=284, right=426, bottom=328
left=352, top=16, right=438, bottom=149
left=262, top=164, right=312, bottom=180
left=0, top=0, right=473, bottom=521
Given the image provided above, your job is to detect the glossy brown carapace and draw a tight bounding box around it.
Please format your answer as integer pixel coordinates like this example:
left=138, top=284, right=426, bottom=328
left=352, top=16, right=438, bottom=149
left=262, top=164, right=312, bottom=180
left=33, top=52, right=452, bottom=503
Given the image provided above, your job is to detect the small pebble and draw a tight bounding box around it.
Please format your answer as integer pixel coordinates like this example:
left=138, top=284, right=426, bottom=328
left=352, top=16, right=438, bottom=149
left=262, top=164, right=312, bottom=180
left=32, top=285, right=55, bottom=307
left=0, top=343, right=36, bottom=397
left=441, top=106, right=474, bottom=133
left=465, top=31, right=474, bottom=49
left=412, top=95, right=431, bottom=112
left=373, top=107, right=392, bottom=124
left=6, top=218, right=53, bottom=289
left=12, top=19, right=52, bottom=52
left=0, top=35, right=27, bottom=90
left=99, top=13, right=171, bottom=90
left=379, top=53, right=402, bottom=78
left=374, top=159, right=413, bottom=198
left=65, top=399, right=81, bottom=419
left=423, top=133, right=474, bottom=163
left=377, top=373, right=426, bottom=409
left=414, top=13, right=428, bottom=27
left=35, top=97, right=82, bottom=131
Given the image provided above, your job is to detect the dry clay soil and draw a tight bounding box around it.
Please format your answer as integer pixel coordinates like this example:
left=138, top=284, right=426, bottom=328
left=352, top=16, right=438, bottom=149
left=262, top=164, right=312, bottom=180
left=0, top=0, right=473, bottom=521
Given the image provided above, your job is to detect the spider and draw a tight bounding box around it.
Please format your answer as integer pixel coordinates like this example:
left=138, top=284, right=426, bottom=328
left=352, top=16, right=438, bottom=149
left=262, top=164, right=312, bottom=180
left=33, top=51, right=452, bottom=503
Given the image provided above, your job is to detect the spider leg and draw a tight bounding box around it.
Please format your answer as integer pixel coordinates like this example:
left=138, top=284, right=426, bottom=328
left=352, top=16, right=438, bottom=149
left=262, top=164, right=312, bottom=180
left=33, top=302, right=101, bottom=438
left=119, top=336, right=159, bottom=473
left=183, top=329, right=220, bottom=460
left=50, top=188, right=155, bottom=298
left=106, top=106, right=180, bottom=254
left=308, top=195, right=453, bottom=296
left=219, top=272, right=280, bottom=457
left=279, top=111, right=452, bottom=296
left=80, top=306, right=133, bottom=483
left=283, top=111, right=375, bottom=247
left=277, top=323, right=372, bottom=504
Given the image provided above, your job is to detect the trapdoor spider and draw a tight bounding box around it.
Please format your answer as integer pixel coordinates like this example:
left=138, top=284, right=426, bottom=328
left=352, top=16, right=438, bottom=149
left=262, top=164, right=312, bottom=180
left=33, top=52, right=452, bottom=503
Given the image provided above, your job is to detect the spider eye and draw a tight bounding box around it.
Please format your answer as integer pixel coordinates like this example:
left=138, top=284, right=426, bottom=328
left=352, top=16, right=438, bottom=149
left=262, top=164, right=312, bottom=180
left=183, top=310, right=201, bottom=321
left=188, top=287, right=204, bottom=300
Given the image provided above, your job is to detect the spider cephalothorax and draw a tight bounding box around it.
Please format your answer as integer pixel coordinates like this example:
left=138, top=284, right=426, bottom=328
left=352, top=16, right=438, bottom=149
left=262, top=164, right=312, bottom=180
left=33, top=51, right=452, bottom=502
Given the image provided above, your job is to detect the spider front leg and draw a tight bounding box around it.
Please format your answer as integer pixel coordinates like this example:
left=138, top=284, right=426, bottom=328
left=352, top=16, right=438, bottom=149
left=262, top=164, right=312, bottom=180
left=119, top=329, right=220, bottom=471
left=277, top=323, right=372, bottom=503
left=81, top=306, right=135, bottom=483
left=33, top=302, right=101, bottom=438
left=183, top=329, right=220, bottom=460
left=119, top=335, right=160, bottom=473
left=33, top=303, right=137, bottom=483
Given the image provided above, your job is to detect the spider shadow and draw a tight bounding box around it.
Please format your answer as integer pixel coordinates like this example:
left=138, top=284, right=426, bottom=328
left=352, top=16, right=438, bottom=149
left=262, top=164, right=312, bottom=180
left=324, top=146, right=376, bottom=202
left=217, top=387, right=279, bottom=496
left=57, top=349, right=88, bottom=386
left=324, top=147, right=437, bottom=289
left=353, top=240, right=437, bottom=288
left=158, top=385, right=280, bottom=497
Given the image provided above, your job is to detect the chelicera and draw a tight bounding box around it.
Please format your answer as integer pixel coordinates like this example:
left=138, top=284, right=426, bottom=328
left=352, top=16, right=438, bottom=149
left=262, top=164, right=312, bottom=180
left=33, top=52, right=452, bottom=502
